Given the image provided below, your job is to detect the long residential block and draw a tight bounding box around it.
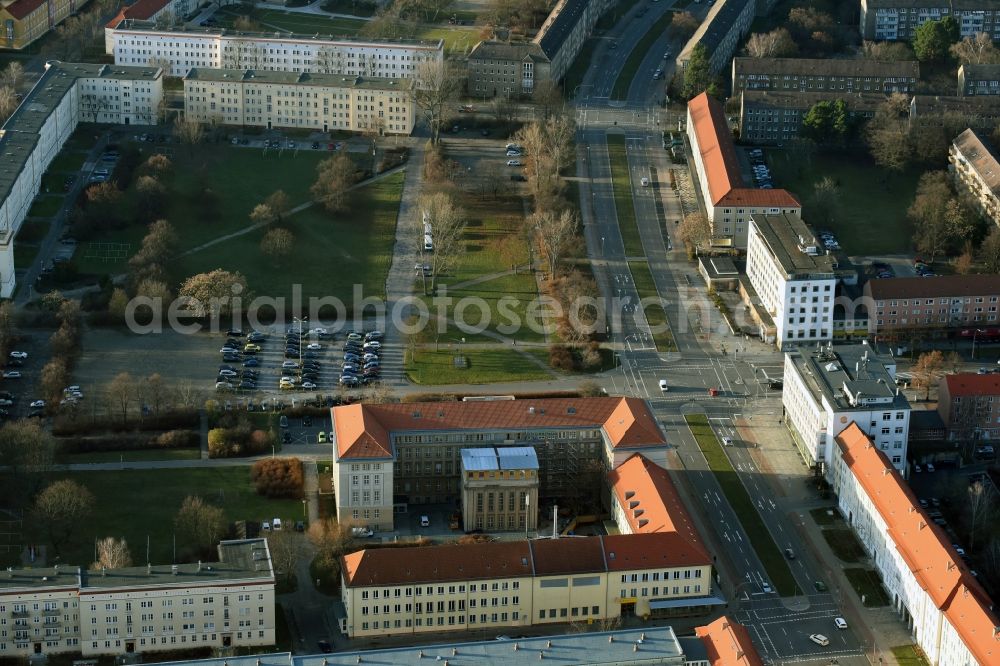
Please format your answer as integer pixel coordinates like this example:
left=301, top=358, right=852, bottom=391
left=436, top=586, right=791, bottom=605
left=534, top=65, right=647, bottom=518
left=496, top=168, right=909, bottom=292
left=739, top=90, right=884, bottom=144
left=937, top=372, right=1000, bottom=441
left=731, top=57, right=919, bottom=97
left=861, top=0, right=1000, bottom=41
left=183, top=69, right=414, bottom=135
left=831, top=424, right=1000, bottom=665
left=0, top=61, right=163, bottom=299
left=0, top=539, right=275, bottom=658
left=686, top=92, right=802, bottom=248
left=863, top=274, right=1000, bottom=339
left=958, top=63, right=1000, bottom=95
left=340, top=532, right=714, bottom=638
left=105, top=20, right=443, bottom=79
left=950, top=127, right=1000, bottom=228
left=678, top=0, right=755, bottom=74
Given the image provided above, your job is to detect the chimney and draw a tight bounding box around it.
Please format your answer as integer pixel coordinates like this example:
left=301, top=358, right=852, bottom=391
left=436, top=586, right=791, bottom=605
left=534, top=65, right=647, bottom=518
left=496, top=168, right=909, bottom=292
left=197, top=560, right=202, bottom=572
left=640, top=633, right=645, bottom=641
left=528, top=406, right=535, bottom=414
left=452, top=648, right=457, bottom=656
left=538, top=652, right=544, bottom=660
left=546, top=640, right=551, bottom=648
left=513, top=643, right=519, bottom=651
left=418, top=650, right=423, bottom=658
left=633, top=643, right=639, bottom=652
left=609, top=635, right=614, bottom=643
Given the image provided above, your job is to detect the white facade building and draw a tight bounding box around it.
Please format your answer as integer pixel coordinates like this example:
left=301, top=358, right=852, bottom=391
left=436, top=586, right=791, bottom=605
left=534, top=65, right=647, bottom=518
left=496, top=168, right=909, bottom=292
left=105, top=21, right=444, bottom=79
left=0, top=61, right=163, bottom=298
left=861, top=0, right=1000, bottom=41
left=830, top=424, right=999, bottom=665
left=746, top=213, right=836, bottom=349
left=783, top=343, right=911, bottom=473
left=0, top=539, right=275, bottom=658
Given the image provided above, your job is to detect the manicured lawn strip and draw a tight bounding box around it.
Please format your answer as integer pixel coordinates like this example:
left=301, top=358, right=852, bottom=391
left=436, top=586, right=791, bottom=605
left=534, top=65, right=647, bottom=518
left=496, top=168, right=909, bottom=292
left=32, top=467, right=304, bottom=566
left=218, top=8, right=367, bottom=34
left=628, top=260, right=676, bottom=352
left=47, top=150, right=89, bottom=174
left=821, top=527, right=866, bottom=563
left=607, top=134, right=644, bottom=257
left=891, top=645, right=930, bottom=666
left=767, top=151, right=919, bottom=255
left=404, top=348, right=551, bottom=384
left=686, top=414, right=797, bottom=596
left=844, top=567, right=890, bottom=607
left=611, top=12, right=672, bottom=100
left=809, top=507, right=838, bottom=525
left=56, top=448, right=202, bottom=464
left=415, top=26, right=480, bottom=54
left=175, top=172, right=403, bottom=303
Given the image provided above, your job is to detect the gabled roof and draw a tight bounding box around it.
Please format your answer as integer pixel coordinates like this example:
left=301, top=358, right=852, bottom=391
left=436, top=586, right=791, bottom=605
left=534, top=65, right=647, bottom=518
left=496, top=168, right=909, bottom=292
left=865, top=274, right=1000, bottom=301
left=106, top=0, right=173, bottom=28
left=331, top=397, right=667, bottom=460
left=733, top=56, right=918, bottom=80
left=532, top=0, right=587, bottom=59
left=529, top=537, right=606, bottom=576
left=3, top=0, right=46, bottom=20
left=468, top=40, right=549, bottom=63
left=601, top=532, right=710, bottom=571
left=695, top=616, right=765, bottom=666
left=952, top=127, right=1000, bottom=197
left=687, top=93, right=801, bottom=209
left=942, top=373, right=1000, bottom=398
left=836, top=424, right=1000, bottom=661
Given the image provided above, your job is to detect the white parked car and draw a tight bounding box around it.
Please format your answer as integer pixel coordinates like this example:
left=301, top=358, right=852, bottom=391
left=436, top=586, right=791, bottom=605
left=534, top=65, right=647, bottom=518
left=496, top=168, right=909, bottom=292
left=273, top=518, right=283, bottom=530
left=659, top=379, right=669, bottom=392
left=506, top=159, right=522, bottom=167
left=722, top=436, right=734, bottom=446
left=2, top=371, right=21, bottom=379
left=809, top=634, right=830, bottom=647
left=306, top=343, right=322, bottom=350
left=29, top=400, right=45, bottom=409
left=8, top=351, right=26, bottom=359
left=834, top=617, right=848, bottom=630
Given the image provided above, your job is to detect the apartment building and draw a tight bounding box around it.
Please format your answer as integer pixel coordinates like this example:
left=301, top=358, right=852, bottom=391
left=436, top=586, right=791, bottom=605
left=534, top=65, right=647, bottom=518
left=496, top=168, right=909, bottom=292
left=466, top=0, right=612, bottom=97
left=105, top=21, right=444, bottom=79
left=910, top=94, right=1000, bottom=131
left=105, top=0, right=193, bottom=30
left=863, top=274, right=1000, bottom=339
left=329, top=397, right=668, bottom=532
left=950, top=127, right=1000, bottom=227
left=686, top=93, right=802, bottom=248
left=459, top=447, right=539, bottom=533
left=183, top=69, right=414, bottom=135
left=739, top=90, right=883, bottom=144
left=936, top=373, right=1000, bottom=441
left=861, top=0, right=1000, bottom=41
left=0, top=61, right=163, bottom=299
left=678, top=0, right=755, bottom=74
left=731, top=57, right=919, bottom=97
left=830, top=424, right=1000, bottom=665
left=340, top=532, right=713, bottom=638
left=0, top=539, right=275, bottom=658
left=783, top=343, right=910, bottom=472
left=745, top=213, right=836, bottom=348
left=0, top=0, right=88, bottom=50
left=958, top=63, right=1000, bottom=95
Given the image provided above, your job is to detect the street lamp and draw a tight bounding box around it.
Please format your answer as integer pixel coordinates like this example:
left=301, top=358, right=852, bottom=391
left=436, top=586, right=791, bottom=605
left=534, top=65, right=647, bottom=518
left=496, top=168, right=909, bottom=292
left=973, top=328, right=986, bottom=360
left=293, top=316, right=308, bottom=372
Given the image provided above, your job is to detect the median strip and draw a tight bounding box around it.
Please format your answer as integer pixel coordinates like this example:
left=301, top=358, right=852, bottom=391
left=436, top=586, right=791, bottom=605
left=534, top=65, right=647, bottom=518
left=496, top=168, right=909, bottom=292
left=685, top=414, right=798, bottom=597
left=611, top=12, right=673, bottom=100
left=628, top=260, right=676, bottom=352
left=607, top=134, right=644, bottom=257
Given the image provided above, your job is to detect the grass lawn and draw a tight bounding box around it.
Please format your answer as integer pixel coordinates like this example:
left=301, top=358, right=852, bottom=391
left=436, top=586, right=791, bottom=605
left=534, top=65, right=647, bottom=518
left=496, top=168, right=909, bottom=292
left=844, top=567, right=890, bottom=607
left=418, top=195, right=544, bottom=343
left=28, top=195, right=65, bottom=218
left=628, top=260, right=676, bottom=352
left=175, top=172, right=403, bottom=303
left=611, top=12, right=672, bottom=100
left=31, top=467, right=304, bottom=566
left=809, top=507, right=838, bottom=525
left=13, top=242, right=41, bottom=270
left=821, top=527, right=866, bottom=563
left=686, top=414, right=797, bottom=596
left=404, top=348, right=552, bottom=384
left=607, top=135, right=644, bottom=257
left=891, top=645, right=930, bottom=666
left=47, top=150, right=89, bottom=174
left=218, top=7, right=367, bottom=34
left=767, top=151, right=920, bottom=255
left=415, top=25, right=480, bottom=54
left=56, top=448, right=202, bottom=464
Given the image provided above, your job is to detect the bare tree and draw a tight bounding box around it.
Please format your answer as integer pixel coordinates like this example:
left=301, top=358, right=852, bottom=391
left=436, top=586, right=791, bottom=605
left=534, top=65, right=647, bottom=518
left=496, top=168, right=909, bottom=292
left=867, top=93, right=914, bottom=171
left=3, top=61, right=23, bottom=90
left=533, top=78, right=563, bottom=119
left=174, top=496, right=226, bottom=557
left=532, top=208, right=577, bottom=275
left=311, top=153, right=358, bottom=212
left=0, top=86, right=18, bottom=124
left=419, top=191, right=466, bottom=292
left=174, top=119, right=205, bottom=156
left=107, top=372, right=134, bottom=424
left=861, top=40, right=915, bottom=62
left=951, top=32, right=1000, bottom=65
left=677, top=212, right=711, bottom=253
left=966, top=480, right=996, bottom=549
left=912, top=350, right=945, bottom=400
left=265, top=190, right=291, bottom=222
left=413, top=59, right=465, bottom=145
left=91, top=537, right=133, bottom=570
left=39, top=358, right=70, bottom=406
left=249, top=203, right=277, bottom=227
left=670, top=11, right=700, bottom=39
left=0, top=420, right=55, bottom=503
left=981, top=227, right=1000, bottom=272
left=146, top=373, right=167, bottom=415
left=746, top=28, right=798, bottom=58
left=267, top=530, right=301, bottom=584
left=33, top=480, right=95, bottom=556
left=260, top=228, right=295, bottom=260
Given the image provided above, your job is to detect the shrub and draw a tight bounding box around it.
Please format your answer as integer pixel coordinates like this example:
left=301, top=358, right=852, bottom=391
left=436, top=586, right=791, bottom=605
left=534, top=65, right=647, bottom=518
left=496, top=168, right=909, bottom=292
left=548, top=344, right=575, bottom=371
left=250, top=458, right=304, bottom=499
left=52, top=409, right=199, bottom=436
left=59, top=429, right=199, bottom=454
left=208, top=426, right=275, bottom=458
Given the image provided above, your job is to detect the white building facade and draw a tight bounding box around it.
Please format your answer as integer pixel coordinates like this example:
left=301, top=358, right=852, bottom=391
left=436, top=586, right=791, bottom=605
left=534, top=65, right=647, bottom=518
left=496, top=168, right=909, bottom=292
left=861, top=0, right=1000, bottom=41
left=783, top=343, right=910, bottom=473
left=0, top=61, right=163, bottom=298
left=105, top=22, right=444, bottom=79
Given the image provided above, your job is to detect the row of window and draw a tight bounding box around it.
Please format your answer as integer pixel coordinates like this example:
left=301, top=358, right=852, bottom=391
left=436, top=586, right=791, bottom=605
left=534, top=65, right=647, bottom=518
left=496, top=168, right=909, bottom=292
left=361, top=581, right=520, bottom=600
left=359, top=612, right=520, bottom=631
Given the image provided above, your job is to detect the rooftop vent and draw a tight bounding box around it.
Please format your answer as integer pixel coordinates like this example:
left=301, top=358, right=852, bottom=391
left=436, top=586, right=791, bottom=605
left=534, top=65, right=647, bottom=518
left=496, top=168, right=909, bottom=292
left=528, top=406, right=535, bottom=414
left=171, top=565, right=179, bottom=575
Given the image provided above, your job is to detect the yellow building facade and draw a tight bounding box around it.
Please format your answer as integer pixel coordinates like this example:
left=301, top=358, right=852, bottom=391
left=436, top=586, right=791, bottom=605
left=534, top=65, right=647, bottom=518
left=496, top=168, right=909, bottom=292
left=0, top=0, right=89, bottom=50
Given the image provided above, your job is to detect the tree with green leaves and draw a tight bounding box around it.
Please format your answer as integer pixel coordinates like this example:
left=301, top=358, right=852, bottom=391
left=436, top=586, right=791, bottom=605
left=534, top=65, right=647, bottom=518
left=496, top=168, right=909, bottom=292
left=682, top=44, right=719, bottom=100
left=912, top=16, right=960, bottom=62
left=801, top=99, right=850, bottom=146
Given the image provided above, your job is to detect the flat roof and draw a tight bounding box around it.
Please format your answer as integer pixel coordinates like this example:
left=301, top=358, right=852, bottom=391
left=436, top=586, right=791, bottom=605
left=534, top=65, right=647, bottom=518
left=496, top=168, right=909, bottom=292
left=786, top=343, right=909, bottom=412
left=185, top=68, right=410, bottom=91
left=750, top=213, right=836, bottom=278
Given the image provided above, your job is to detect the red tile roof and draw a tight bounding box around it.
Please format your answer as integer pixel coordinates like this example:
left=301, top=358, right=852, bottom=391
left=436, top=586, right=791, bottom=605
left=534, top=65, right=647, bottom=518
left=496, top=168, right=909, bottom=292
left=836, top=423, right=1000, bottom=663
left=687, top=92, right=800, bottom=209
left=695, top=616, right=765, bottom=666
left=607, top=454, right=710, bottom=565
left=331, top=397, right=666, bottom=460
left=942, top=373, right=1000, bottom=397
left=342, top=534, right=710, bottom=588
left=865, top=274, right=1000, bottom=301
left=106, top=0, right=173, bottom=28
left=4, top=0, right=46, bottom=20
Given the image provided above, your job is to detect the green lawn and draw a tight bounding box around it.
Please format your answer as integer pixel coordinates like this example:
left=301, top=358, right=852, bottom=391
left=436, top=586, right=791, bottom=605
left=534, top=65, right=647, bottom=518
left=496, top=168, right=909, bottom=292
left=28, top=195, right=65, bottom=218
left=611, top=12, right=672, bottom=100
left=891, top=645, right=930, bottom=666
left=767, top=151, right=920, bottom=255
left=56, top=448, right=202, bottom=464
left=175, top=172, right=403, bottom=303
left=844, top=567, right=890, bottom=607
left=405, top=348, right=552, bottom=384
left=418, top=197, right=544, bottom=343
left=14, top=243, right=40, bottom=270
left=628, top=260, right=676, bottom=352
left=47, top=150, right=89, bottom=174
left=607, top=134, right=644, bottom=257
left=809, top=507, right=838, bottom=525
left=31, top=467, right=305, bottom=566
left=821, top=527, right=866, bottom=563
left=686, top=414, right=798, bottom=596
